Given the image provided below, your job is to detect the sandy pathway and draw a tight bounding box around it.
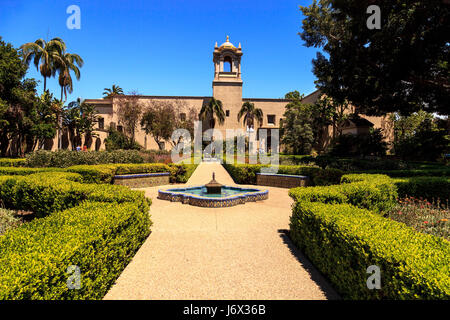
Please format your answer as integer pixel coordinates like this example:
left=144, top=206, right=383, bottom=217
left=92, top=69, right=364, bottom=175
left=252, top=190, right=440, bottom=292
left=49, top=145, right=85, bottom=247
left=104, top=162, right=338, bottom=300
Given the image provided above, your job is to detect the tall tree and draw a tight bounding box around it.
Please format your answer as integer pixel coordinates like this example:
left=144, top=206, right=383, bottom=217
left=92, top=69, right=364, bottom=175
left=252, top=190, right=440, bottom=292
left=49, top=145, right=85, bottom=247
left=199, top=97, right=225, bottom=128
left=63, top=98, right=98, bottom=149
left=103, top=85, right=124, bottom=98
left=280, top=92, right=315, bottom=155
left=20, top=38, right=66, bottom=92
left=141, top=101, right=177, bottom=150
left=116, top=93, right=143, bottom=143
left=56, top=52, right=84, bottom=101
left=300, top=0, right=450, bottom=116
left=237, top=101, right=263, bottom=129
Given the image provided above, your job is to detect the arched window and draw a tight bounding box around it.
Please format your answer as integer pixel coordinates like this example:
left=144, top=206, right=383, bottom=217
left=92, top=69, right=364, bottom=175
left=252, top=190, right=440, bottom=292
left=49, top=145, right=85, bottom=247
left=223, top=56, right=232, bottom=72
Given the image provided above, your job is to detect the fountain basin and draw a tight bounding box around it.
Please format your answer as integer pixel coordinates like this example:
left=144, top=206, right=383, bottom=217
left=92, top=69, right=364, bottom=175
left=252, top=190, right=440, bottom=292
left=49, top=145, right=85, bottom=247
left=158, top=185, right=269, bottom=208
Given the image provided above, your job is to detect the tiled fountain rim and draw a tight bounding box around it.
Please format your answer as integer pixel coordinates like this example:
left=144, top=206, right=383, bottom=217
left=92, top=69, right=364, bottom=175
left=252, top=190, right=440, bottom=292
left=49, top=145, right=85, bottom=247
left=158, top=185, right=269, bottom=207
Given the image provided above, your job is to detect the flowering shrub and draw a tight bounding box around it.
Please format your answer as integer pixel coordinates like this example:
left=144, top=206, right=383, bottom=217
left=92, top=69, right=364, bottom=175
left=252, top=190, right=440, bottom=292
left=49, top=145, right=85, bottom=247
left=387, top=197, right=449, bottom=240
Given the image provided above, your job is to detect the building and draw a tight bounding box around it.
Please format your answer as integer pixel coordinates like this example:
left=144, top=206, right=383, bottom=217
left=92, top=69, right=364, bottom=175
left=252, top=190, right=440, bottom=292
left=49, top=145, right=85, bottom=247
left=75, top=36, right=393, bottom=152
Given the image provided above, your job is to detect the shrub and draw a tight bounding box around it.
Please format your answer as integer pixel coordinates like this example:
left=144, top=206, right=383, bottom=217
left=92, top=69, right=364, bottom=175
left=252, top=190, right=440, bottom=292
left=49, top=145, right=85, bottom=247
left=65, top=163, right=198, bottom=184
left=0, top=172, right=151, bottom=299
left=358, top=168, right=450, bottom=178
left=289, top=174, right=397, bottom=213
left=328, top=128, right=388, bottom=158
left=0, top=201, right=150, bottom=299
left=0, top=167, right=64, bottom=176
left=0, top=158, right=26, bottom=167
left=25, top=150, right=144, bottom=168
left=104, top=127, right=142, bottom=151
left=0, top=172, right=144, bottom=217
left=393, top=176, right=450, bottom=200
left=290, top=201, right=450, bottom=299
left=222, top=163, right=344, bottom=186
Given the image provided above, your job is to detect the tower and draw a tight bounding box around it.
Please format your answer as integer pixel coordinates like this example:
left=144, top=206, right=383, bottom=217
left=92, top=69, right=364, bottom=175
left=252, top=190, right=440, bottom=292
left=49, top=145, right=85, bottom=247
left=212, top=36, right=243, bottom=130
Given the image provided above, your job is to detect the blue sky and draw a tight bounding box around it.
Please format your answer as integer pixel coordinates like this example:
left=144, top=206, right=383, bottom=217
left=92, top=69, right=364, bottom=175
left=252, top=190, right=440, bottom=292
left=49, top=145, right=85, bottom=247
left=0, top=0, right=319, bottom=101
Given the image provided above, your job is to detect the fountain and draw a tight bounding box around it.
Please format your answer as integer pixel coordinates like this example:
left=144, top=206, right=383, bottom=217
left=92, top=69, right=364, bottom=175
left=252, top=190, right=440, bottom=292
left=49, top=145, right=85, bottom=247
left=205, top=173, right=223, bottom=194
left=158, top=172, right=268, bottom=208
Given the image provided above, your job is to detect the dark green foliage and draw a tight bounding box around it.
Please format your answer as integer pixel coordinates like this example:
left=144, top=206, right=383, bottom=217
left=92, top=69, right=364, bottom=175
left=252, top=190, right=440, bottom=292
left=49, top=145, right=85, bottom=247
left=328, top=129, right=388, bottom=157
left=25, top=149, right=144, bottom=167
left=280, top=95, right=314, bottom=155
left=300, top=0, right=450, bottom=116
left=394, top=116, right=449, bottom=161
left=393, top=177, right=450, bottom=201
left=222, top=163, right=343, bottom=186
left=104, top=127, right=142, bottom=151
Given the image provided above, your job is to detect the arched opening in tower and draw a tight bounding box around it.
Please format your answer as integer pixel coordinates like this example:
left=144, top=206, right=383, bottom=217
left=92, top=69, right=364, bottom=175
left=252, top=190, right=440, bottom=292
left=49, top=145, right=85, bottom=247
left=223, top=56, right=232, bottom=72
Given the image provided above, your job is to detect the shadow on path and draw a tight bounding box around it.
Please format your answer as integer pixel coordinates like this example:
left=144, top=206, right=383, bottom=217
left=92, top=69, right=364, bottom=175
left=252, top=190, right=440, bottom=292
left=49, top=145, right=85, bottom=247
left=278, top=229, right=341, bottom=300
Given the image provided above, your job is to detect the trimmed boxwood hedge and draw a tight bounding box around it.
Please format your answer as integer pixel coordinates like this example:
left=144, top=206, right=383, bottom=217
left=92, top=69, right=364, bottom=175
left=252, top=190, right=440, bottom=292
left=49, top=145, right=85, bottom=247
left=0, top=158, right=26, bottom=167
left=290, top=201, right=450, bottom=299
left=0, top=172, right=151, bottom=299
left=289, top=173, right=450, bottom=299
left=354, top=168, right=450, bottom=177
left=0, top=167, right=64, bottom=176
left=66, top=163, right=198, bottom=184
left=289, top=174, right=397, bottom=213
left=393, top=176, right=450, bottom=201
left=222, top=163, right=343, bottom=186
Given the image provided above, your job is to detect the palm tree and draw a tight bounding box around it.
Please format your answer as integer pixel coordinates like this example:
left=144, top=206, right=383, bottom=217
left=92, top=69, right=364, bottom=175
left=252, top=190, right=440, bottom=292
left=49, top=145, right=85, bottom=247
left=237, top=101, right=263, bottom=129
left=56, top=52, right=84, bottom=101
left=199, top=97, right=225, bottom=128
left=21, top=38, right=66, bottom=92
left=103, top=85, right=124, bottom=98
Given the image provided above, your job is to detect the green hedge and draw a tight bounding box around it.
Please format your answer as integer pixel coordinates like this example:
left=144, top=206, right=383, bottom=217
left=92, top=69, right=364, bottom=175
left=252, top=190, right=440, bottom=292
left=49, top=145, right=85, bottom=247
left=0, top=158, right=26, bottom=167
left=393, top=176, right=450, bottom=201
left=0, top=172, right=151, bottom=299
left=289, top=174, right=397, bottom=213
left=66, top=163, right=198, bottom=184
left=25, top=150, right=145, bottom=168
left=290, top=201, right=450, bottom=299
left=354, top=168, right=450, bottom=177
left=222, top=163, right=343, bottom=186
left=0, top=172, right=145, bottom=218
left=289, top=173, right=449, bottom=299
left=0, top=167, right=64, bottom=176
left=0, top=200, right=150, bottom=299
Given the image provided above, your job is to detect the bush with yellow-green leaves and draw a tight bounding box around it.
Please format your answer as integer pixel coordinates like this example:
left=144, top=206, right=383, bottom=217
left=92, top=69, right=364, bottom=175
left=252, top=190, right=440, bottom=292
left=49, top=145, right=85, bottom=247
left=289, top=173, right=450, bottom=299
left=0, top=172, right=151, bottom=299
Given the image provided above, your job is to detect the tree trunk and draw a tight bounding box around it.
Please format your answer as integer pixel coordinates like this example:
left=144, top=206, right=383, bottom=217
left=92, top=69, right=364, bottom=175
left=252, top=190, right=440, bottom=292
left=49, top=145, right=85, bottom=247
left=43, top=77, right=47, bottom=92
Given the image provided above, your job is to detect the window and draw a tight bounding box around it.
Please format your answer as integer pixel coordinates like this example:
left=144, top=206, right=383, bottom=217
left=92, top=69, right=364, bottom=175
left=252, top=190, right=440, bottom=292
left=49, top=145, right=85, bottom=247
left=223, top=56, right=232, bottom=72
left=109, top=122, right=116, bottom=130
left=226, top=110, right=230, bottom=117
left=98, top=118, right=104, bottom=130
left=267, top=115, right=276, bottom=125
left=117, top=125, right=123, bottom=133
left=180, top=113, right=186, bottom=121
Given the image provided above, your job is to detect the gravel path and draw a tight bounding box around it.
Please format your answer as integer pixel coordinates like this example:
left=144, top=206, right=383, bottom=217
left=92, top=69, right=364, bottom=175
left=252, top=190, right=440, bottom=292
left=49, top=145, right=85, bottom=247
left=104, top=162, right=338, bottom=300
